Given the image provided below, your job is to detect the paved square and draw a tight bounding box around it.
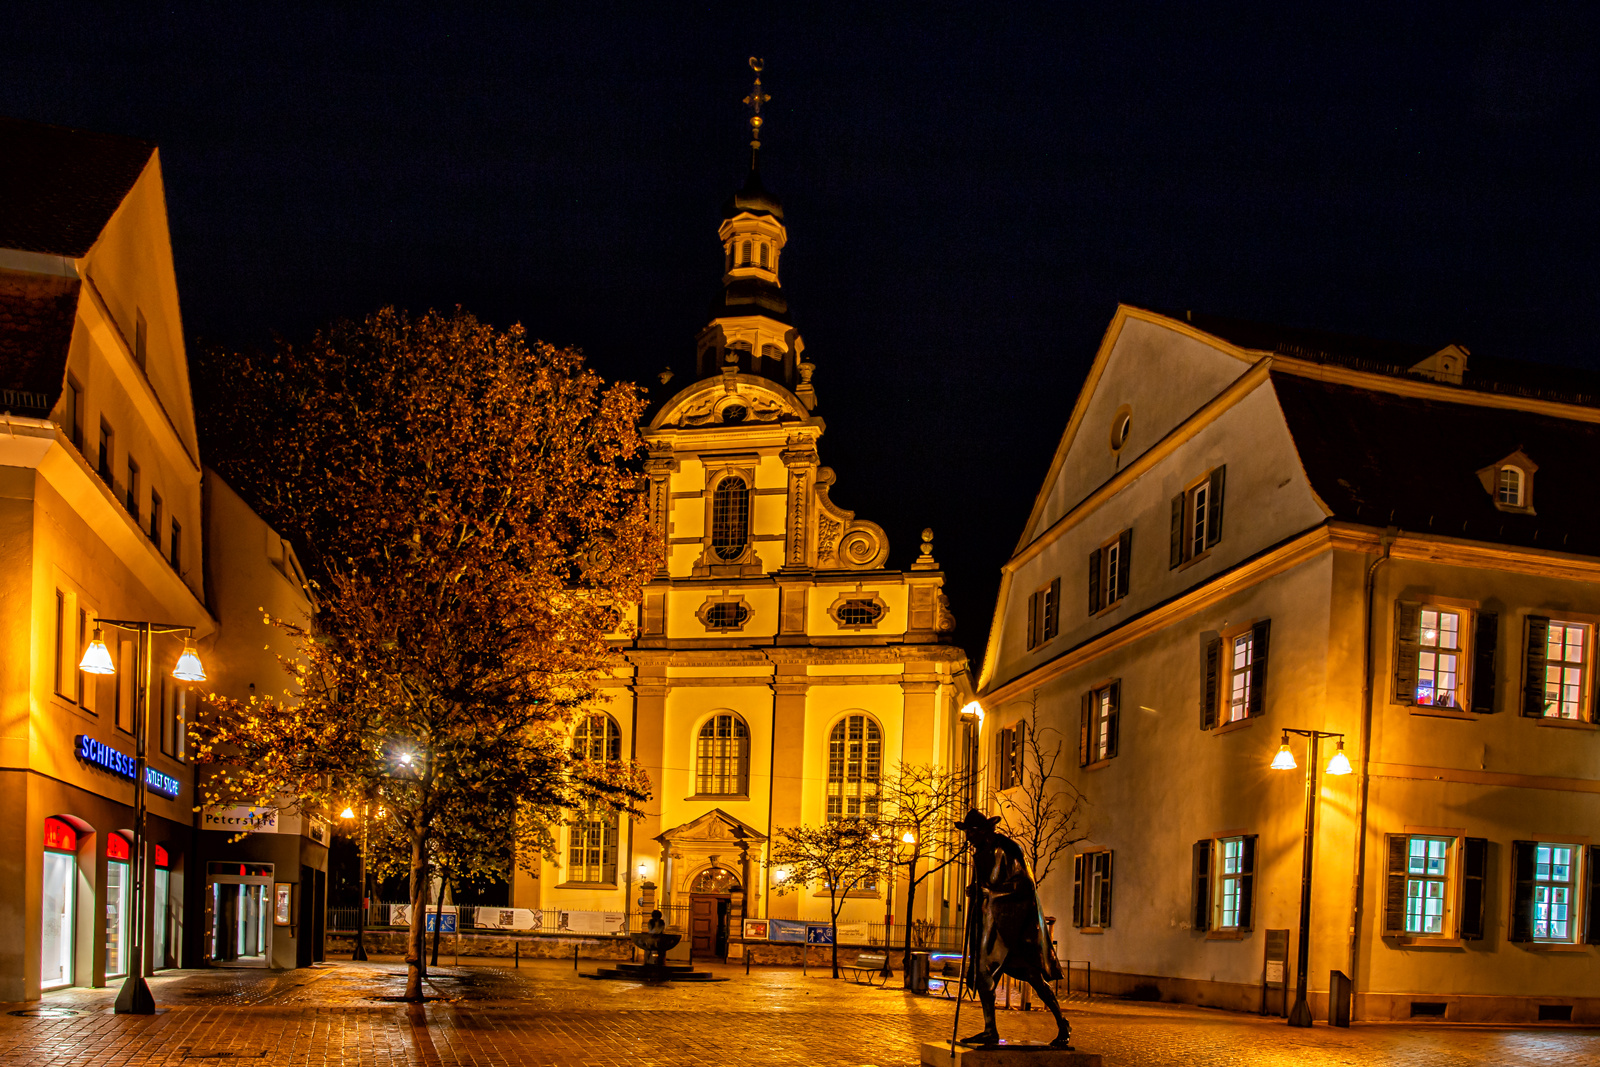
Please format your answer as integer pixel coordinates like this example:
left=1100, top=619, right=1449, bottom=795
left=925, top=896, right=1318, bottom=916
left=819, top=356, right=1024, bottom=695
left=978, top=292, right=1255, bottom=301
left=3, top=958, right=1596, bottom=1066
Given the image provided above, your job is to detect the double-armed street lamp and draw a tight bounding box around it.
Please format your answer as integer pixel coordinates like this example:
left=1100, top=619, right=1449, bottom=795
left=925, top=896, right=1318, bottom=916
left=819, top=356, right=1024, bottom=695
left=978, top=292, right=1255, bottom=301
left=78, top=620, right=206, bottom=1015
left=1270, top=728, right=1353, bottom=1027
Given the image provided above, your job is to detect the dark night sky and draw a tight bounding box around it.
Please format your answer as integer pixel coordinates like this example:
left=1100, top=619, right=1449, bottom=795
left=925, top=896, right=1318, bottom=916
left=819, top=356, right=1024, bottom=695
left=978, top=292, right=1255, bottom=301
left=4, top=3, right=1597, bottom=659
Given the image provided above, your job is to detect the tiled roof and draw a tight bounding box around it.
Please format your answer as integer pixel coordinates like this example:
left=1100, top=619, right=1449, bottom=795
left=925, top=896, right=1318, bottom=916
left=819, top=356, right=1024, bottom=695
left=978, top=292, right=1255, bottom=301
left=0, top=270, right=80, bottom=415
left=1179, top=310, right=1600, bottom=408
left=1273, top=372, right=1600, bottom=557
left=0, top=116, right=154, bottom=257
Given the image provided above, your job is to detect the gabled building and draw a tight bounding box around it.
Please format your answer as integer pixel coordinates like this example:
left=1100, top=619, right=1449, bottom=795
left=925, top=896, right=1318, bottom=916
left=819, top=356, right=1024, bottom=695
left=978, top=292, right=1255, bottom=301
left=978, top=305, right=1600, bottom=1024
left=514, top=92, right=975, bottom=958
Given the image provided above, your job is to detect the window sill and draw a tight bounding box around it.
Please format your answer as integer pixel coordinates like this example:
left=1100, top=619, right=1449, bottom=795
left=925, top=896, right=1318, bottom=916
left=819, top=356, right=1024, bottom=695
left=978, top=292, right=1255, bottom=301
left=1178, top=549, right=1213, bottom=572
left=1523, top=942, right=1591, bottom=952
left=1075, top=926, right=1105, bottom=935
left=685, top=794, right=751, bottom=802
left=1080, top=757, right=1115, bottom=771
left=1213, top=716, right=1254, bottom=736
left=556, top=882, right=619, bottom=890
left=1205, top=929, right=1251, bottom=940
left=1387, top=936, right=1464, bottom=948
left=1408, top=705, right=1477, bottom=721
left=1092, top=599, right=1126, bottom=620
left=1533, top=717, right=1598, bottom=731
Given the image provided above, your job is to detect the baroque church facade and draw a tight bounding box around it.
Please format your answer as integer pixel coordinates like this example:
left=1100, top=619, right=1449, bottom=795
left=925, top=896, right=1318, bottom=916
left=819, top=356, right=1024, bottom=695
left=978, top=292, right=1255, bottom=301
left=513, top=82, right=975, bottom=958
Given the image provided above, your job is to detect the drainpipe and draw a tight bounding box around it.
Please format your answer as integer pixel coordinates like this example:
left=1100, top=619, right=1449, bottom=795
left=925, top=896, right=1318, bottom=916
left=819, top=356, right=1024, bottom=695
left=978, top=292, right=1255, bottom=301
left=1347, top=527, right=1396, bottom=1019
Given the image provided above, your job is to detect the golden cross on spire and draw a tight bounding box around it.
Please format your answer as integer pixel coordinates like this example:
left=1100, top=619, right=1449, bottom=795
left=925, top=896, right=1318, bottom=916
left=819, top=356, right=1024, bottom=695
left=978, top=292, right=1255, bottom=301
left=743, top=57, right=770, bottom=167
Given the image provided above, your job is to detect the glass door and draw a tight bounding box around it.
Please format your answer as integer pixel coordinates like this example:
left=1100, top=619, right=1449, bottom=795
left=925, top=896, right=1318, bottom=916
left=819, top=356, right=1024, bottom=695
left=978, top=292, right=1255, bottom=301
left=41, top=849, right=75, bottom=990
left=152, top=868, right=169, bottom=971
left=105, top=835, right=130, bottom=979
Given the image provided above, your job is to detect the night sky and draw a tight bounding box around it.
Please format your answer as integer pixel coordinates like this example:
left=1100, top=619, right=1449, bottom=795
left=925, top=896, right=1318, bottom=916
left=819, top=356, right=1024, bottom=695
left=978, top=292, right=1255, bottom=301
left=5, top=3, right=1597, bottom=659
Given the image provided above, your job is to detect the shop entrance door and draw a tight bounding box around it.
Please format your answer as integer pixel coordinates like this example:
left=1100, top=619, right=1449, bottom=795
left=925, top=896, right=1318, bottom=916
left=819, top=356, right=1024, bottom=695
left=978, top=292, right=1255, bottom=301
left=206, top=862, right=274, bottom=967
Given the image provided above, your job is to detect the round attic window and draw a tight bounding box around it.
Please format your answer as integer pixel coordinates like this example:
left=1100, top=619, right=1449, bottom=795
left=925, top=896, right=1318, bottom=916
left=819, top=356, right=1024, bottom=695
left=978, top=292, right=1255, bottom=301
left=721, top=404, right=748, bottom=424
left=1110, top=406, right=1133, bottom=452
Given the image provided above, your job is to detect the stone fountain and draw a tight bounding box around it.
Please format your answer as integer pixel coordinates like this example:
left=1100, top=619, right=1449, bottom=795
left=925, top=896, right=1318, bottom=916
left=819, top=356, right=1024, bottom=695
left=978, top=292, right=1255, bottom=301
left=586, top=930, right=726, bottom=983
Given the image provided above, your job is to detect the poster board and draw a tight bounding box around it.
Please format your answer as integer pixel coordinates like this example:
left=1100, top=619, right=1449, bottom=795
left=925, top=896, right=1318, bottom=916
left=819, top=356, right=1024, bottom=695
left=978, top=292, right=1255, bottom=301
left=1262, top=928, right=1290, bottom=1017
left=769, top=918, right=809, bottom=943
left=741, top=919, right=770, bottom=941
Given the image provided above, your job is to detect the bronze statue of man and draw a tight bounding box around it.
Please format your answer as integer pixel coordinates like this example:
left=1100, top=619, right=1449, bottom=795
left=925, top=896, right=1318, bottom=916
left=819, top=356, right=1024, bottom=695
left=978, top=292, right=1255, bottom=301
left=956, top=809, right=1072, bottom=1048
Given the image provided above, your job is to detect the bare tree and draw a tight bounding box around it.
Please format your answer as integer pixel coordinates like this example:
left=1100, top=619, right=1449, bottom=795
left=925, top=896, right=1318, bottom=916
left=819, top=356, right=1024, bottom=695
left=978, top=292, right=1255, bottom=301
left=882, top=762, right=967, bottom=981
left=991, top=691, right=1090, bottom=891
left=769, top=820, right=894, bottom=978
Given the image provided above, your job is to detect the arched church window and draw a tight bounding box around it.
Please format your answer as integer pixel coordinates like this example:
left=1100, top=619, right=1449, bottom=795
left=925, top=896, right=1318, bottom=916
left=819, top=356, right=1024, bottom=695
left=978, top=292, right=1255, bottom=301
left=826, top=713, right=882, bottom=821
left=696, top=713, right=750, bottom=796
left=573, top=713, right=622, bottom=762
left=711, top=477, right=750, bottom=561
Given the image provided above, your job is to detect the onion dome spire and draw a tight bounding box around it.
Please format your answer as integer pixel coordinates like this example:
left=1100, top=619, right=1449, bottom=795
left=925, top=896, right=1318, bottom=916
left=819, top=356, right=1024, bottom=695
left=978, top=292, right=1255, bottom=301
left=743, top=56, right=770, bottom=172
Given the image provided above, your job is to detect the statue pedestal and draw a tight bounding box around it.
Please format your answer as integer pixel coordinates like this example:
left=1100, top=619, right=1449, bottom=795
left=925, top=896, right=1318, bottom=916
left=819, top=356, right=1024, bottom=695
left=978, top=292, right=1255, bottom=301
left=919, top=1041, right=1102, bottom=1066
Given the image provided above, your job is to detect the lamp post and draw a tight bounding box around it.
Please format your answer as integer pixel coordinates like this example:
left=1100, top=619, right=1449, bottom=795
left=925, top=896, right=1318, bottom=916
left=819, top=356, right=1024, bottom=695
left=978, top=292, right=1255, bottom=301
left=79, top=620, right=205, bottom=1015
left=1270, top=728, right=1352, bottom=1027
left=339, top=803, right=370, bottom=961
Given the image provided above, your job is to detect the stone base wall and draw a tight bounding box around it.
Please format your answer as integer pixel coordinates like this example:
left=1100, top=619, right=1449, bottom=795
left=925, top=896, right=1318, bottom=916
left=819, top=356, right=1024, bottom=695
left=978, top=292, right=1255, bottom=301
left=327, top=931, right=890, bottom=969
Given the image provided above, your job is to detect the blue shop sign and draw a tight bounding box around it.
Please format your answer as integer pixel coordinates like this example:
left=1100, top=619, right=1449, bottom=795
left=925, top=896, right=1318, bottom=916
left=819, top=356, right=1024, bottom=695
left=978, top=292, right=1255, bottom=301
left=74, top=735, right=181, bottom=798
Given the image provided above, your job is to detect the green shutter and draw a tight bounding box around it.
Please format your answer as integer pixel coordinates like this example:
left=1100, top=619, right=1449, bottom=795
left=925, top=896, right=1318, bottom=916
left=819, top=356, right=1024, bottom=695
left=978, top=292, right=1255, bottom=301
left=1079, top=691, right=1092, bottom=767
left=1192, top=839, right=1212, bottom=932
left=1248, top=619, right=1271, bottom=718
left=1522, top=616, right=1550, bottom=717
left=1509, top=840, right=1537, bottom=942
left=1383, top=835, right=1408, bottom=934
left=1106, top=681, right=1120, bottom=759
left=1116, top=527, right=1133, bottom=600
left=1088, top=548, right=1102, bottom=614
left=1586, top=846, right=1600, bottom=945
left=1169, top=493, right=1184, bottom=568
left=1205, top=465, right=1226, bottom=547
left=1470, top=612, right=1498, bottom=714
left=1072, top=853, right=1085, bottom=927
left=1238, top=834, right=1257, bottom=930
left=1393, top=601, right=1421, bottom=705
left=1098, top=851, right=1114, bottom=927
left=1459, top=837, right=1487, bottom=940
left=1201, top=634, right=1221, bottom=730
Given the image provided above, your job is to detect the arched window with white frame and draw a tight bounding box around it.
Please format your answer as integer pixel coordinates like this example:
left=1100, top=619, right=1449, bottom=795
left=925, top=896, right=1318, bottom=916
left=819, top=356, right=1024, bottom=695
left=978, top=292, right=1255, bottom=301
left=826, top=713, right=882, bottom=821
left=696, top=713, right=750, bottom=796
left=1497, top=465, right=1524, bottom=507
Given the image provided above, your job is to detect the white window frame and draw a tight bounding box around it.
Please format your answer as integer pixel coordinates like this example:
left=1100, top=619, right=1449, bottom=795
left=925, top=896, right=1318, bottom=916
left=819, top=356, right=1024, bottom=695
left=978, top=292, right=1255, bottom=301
left=1216, top=836, right=1247, bottom=930
left=1404, top=835, right=1453, bottom=936
left=1083, top=851, right=1111, bottom=928
left=1226, top=631, right=1254, bottom=724
left=1543, top=620, right=1591, bottom=721
left=1087, top=685, right=1115, bottom=764
left=1497, top=465, right=1524, bottom=507
left=1415, top=606, right=1466, bottom=709
left=1533, top=842, right=1579, bottom=943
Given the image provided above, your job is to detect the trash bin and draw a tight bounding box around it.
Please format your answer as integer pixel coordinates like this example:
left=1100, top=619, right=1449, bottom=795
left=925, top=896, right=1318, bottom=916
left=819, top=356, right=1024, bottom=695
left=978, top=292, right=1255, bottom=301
left=909, top=951, right=931, bottom=994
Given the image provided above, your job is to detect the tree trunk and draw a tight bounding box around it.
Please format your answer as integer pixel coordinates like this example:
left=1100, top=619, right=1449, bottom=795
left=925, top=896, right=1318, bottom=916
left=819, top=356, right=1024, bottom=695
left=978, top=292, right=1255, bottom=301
left=830, top=897, right=842, bottom=979
left=430, top=875, right=448, bottom=968
left=901, top=861, right=920, bottom=984
left=404, top=821, right=430, bottom=1001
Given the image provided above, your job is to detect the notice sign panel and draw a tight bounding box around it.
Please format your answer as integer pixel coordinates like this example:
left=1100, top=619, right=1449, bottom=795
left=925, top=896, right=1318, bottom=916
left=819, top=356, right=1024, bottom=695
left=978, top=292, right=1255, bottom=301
left=742, top=919, right=769, bottom=941
left=806, top=924, right=835, bottom=945
left=768, top=919, right=809, bottom=943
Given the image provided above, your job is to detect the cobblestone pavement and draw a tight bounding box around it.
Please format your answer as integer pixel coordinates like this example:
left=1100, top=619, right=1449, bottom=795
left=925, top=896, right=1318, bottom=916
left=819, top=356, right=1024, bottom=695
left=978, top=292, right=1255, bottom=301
left=3, top=958, right=1597, bottom=1066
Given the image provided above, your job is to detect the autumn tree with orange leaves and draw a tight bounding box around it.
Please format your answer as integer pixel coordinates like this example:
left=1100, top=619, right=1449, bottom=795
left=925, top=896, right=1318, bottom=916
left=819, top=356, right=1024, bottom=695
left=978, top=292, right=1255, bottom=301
left=193, top=308, right=658, bottom=1000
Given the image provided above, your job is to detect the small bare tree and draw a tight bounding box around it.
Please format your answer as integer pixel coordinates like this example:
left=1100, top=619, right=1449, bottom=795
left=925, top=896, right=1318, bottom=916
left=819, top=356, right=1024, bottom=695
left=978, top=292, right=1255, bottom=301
left=991, top=691, right=1090, bottom=891
left=769, top=820, right=894, bottom=978
left=882, top=762, right=968, bottom=980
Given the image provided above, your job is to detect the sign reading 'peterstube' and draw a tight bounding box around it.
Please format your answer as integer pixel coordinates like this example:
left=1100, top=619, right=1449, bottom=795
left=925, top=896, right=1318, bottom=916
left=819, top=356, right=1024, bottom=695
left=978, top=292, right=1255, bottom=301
left=74, top=735, right=181, bottom=798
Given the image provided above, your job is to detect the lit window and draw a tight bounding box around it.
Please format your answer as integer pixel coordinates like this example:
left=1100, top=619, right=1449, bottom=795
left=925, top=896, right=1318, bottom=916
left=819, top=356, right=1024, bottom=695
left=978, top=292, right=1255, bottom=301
left=1170, top=467, right=1225, bottom=568
left=1416, top=609, right=1461, bottom=707
left=1081, top=682, right=1119, bottom=765
left=696, top=714, right=750, bottom=796
left=1218, top=837, right=1246, bottom=928
left=826, top=714, right=881, bottom=820
left=1227, top=633, right=1254, bottom=723
left=1190, top=481, right=1209, bottom=560
left=573, top=713, right=621, bottom=762
left=567, top=804, right=618, bottom=884
left=836, top=599, right=884, bottom=627
left=1544, top=622, right=1588, bottom=720
left=1497, top=466, right=1524, bottom=507
left=1405, top=837, right=1451, bottom=934
left=710, top=476, right=750, bottom=561
left=1533, top=844, right=1575, bottom=942
left=1073, top=850, right=1114, bottom=929
left=703, top=601, right=749, bottom=630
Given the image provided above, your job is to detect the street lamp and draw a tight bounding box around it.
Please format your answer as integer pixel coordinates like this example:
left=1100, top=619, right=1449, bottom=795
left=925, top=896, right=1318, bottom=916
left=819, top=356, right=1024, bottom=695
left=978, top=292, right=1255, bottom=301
left=1270, top=728, right=1351, bottom=1028
left=339, top=802, right=371, bottom=961
left=78, top=619, right=205, bottom=1015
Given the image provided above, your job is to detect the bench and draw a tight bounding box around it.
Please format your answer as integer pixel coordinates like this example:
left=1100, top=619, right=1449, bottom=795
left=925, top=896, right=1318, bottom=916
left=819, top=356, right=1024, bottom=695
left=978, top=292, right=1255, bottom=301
left=842, top=952, right=890, bottom=986
left=928, top=957, right=968, bottom=998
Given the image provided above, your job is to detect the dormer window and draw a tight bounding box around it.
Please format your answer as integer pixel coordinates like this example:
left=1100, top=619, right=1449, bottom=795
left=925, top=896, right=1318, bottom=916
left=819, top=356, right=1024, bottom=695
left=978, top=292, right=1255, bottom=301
left=1496, top=466, right=1524, bottom=507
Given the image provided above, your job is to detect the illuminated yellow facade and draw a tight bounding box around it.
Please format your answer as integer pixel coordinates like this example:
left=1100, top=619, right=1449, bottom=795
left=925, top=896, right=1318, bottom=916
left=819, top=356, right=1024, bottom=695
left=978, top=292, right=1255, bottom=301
left=516, top=152, right=974, bottom=955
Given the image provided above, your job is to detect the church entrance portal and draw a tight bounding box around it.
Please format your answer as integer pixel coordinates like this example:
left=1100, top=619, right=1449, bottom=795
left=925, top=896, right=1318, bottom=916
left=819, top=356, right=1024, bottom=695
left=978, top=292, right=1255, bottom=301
left=688, top=866, right=740, bottom=959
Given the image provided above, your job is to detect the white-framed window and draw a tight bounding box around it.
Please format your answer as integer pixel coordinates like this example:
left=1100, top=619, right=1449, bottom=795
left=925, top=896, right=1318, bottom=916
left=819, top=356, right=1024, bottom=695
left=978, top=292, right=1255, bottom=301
left=1543, top=621, right=1590, bottom=720
left=1227, top=632, right=1255, bottom=724
left=1404, top=836, right=1452, bottom=934
left=1072, top=849, right=1114, bottom=929
left=1169, top=466, right=1226, bottom=568
left=826, top=713, right=882, bottom=820
left=1079, top=682, right=1119, bottom=765
left=1089, top=530, right=1132, bottom=613
left=1218, top=837, right=1247, bottom=928
left=1497, top=466, right=1524, bottom=507
left=1191, top=834, right=1257, bottom=933
left=995, top=720, right=1025, bottom=791
left=1026, top=577, right=1060, bottom=649
left=1202, top=621, right=1271, bottom=729
left=1416, top=608, right=1462, bottom=708
left=1533, top=843, right=1577, bottom=942
left=695, top=713, right=749, bottom=796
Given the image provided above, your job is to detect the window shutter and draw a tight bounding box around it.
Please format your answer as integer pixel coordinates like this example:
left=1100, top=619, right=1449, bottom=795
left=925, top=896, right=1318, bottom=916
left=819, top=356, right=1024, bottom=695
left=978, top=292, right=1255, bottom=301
left=1106, top=680, right=1121, bottom=759
left=1470, top=612, right=1498, bottom=714
left=1079, top=691, right=1092, bottom=767
left=1011, top=721, right=1026, bottom=787
left=1586, top=846, right=1600, bottom=945
left=1393, top=600, right=1421, bottom=705
left=1205, top=465, right=1226, bottom=547
left=1088, top=548, right=1103, bottom=614
left=1169, top=493, right=1184, bottom=568
left=995, top=728, right=1009, bottom=790
left=1116, top=528, right=1133, bottom=599
left=1509, top=840, right=1537, bottom=942
left=1238, top=834, right=1257, bottom=930
left=1201, top=635, right=1221, bottom=730
left=1072, top=853, right=1085, bottom=927
left=1459, top=837, right=1487, bottom=941
left=1045, top=577, right=1061, bottom=639
left=1248, top=619, right=1271, bottom=718
left=1522, top=616, right=1550, bottom=718
left=1026, top=592, right=1039, bottom=650
left=1097, top=851, right=1114, bottom=927
left=1191, top=839, right=1213, bottom=932
left=1383, top=835, right=1408, bottom=934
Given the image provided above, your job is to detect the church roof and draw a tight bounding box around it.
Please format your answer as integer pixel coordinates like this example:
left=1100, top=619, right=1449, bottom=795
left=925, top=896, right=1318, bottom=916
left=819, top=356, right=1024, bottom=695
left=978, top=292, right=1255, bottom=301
left=723, top=167, right=783, bottom=221
left=0, top=116, right=155, bottom=257
left=1273, top=372, right=1600, bottom=556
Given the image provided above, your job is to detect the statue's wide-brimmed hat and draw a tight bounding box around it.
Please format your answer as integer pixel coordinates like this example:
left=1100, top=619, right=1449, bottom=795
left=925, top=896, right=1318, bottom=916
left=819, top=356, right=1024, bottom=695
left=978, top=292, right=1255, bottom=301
left=955, top=809, right=1002, bottom=835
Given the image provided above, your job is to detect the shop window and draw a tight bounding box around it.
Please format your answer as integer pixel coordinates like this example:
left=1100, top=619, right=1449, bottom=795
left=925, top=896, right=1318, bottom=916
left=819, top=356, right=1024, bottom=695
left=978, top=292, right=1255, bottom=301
left=1510, top=841, right=1597, bottom=944
left=1169, top=466, right=1226, bottom=568
left=826, top=713, right=882, bottom=821
left=106, top=833, right=131, bottom=978
left=41, top=818, right=77, bottom=990
left=1079, top=681, right=1119, bottom=765
left=1072, top=850, right=1114, bottom=929
left=695, top=713, right=750, bottom=796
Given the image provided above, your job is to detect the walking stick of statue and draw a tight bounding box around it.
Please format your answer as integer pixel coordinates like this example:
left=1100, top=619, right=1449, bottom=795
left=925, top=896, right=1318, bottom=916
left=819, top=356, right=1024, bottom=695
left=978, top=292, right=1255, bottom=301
left=948, top=844, right=976, bottom=1058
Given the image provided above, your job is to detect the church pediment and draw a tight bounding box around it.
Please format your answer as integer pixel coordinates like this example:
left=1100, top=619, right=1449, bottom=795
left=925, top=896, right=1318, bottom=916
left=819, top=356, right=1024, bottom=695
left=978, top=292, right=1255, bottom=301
left=649, top=375, right=812, bottom=431
left=655, top=808, right=769, bottom=845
